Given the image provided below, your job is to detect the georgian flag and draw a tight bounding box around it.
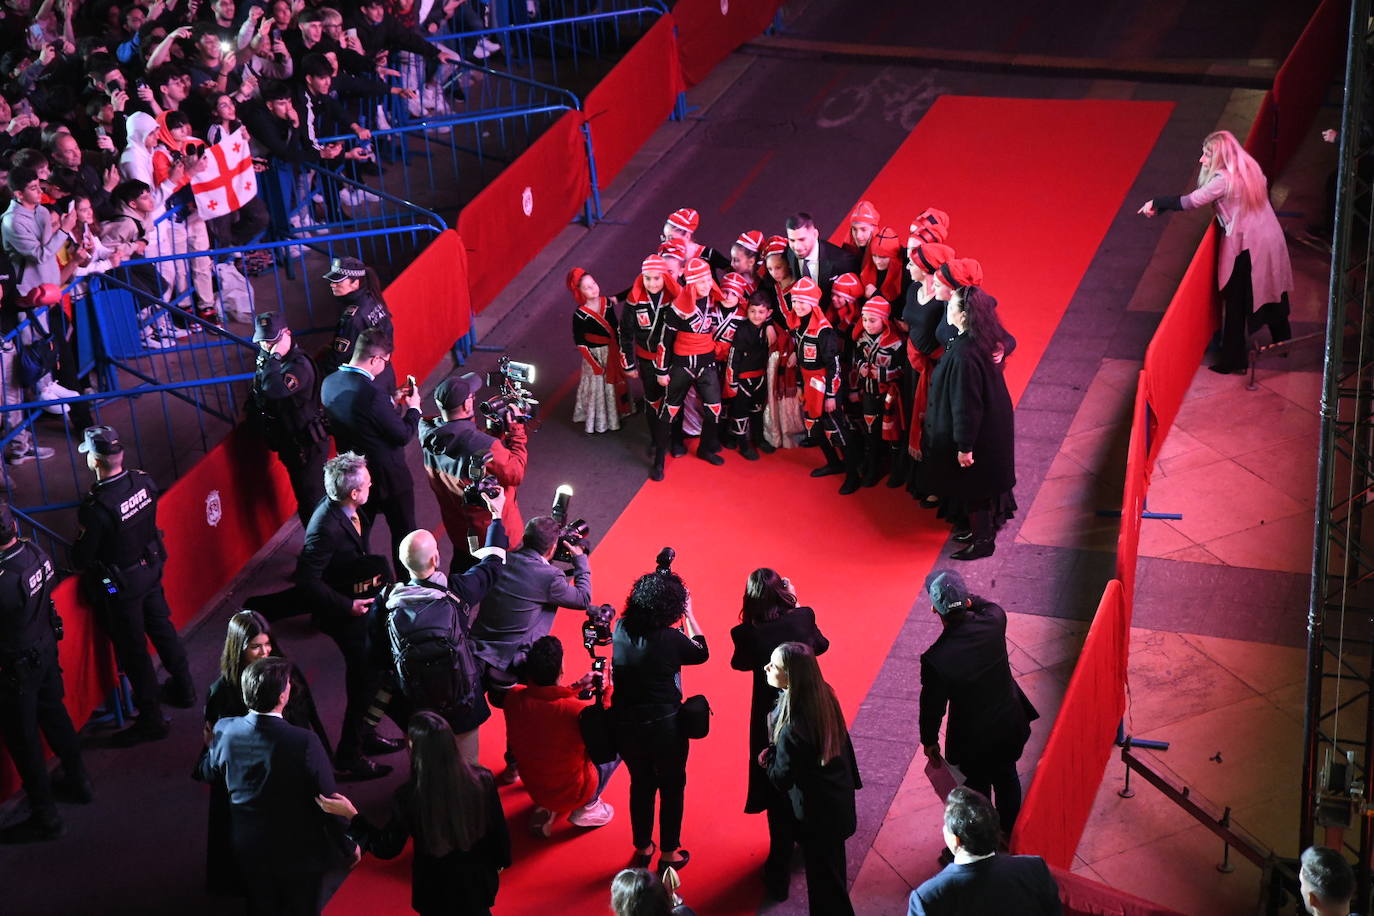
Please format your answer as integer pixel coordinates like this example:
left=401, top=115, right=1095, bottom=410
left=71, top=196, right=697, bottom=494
left=191, top=127, right=257, bottom=216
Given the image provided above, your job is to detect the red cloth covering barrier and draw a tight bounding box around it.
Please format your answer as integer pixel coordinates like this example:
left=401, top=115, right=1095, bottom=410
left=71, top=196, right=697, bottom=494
left=457, top=111, right=590, bottom=314
left=385, top=229, right=472, bottom=376
left=584, top=16, right=684, bottom=189
left=1252, top=0, right=1348, bottom=177
left=672, top=0, right=783, bottom=87
left=1011, top=580, right=1129, bottom=870
left=1116, top=378, right=1148, bottom=598
left=1052, top=865, right=1189, bottom=916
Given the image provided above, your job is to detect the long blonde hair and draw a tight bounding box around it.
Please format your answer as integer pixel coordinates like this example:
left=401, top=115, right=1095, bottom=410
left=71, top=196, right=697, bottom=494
left=770, top=642, right=846, bottom=765
left=1199, top=130, right=1269, bottom=214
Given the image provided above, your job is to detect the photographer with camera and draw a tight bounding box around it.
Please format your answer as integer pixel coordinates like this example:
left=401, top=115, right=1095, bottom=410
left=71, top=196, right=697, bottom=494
left=610, top=561, right=708, bottom=875
left=420, top=372, right=528, bottom=575
left=469, top=515, right=592, bottom=784
left=0, top=500, right=91, bottom=844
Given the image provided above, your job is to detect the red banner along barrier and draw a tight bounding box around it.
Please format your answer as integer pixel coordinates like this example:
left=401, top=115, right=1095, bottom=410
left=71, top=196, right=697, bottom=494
left=583, top=15, right=684, bottom=189
left=672, top=0, right=783, bottom=86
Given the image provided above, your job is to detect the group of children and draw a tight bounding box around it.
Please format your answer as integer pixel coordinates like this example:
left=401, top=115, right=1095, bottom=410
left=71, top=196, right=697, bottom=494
left=568, top=202, right=985, bottom=495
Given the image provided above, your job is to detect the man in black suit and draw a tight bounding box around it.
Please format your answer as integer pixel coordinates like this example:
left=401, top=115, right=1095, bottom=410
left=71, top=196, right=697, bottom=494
left=784, top=211, right=860, bottom=305
left=908, top=787, right=1061, bottom=916
left=919, top=570, right=1038, bottom=835
left=197, top=656, right=358, bottom=916
left=321, top=327, right=422, bottom=580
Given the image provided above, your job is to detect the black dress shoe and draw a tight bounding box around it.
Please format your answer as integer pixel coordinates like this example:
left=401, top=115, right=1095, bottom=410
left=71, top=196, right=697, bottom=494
left=1207, top=363, right=1245, bottom=375
left=698, top=450, right=724, bottom=466
left=335, top=757, right=393, bottom=781
left=838, top=476, right=861, bottom=495
left=670, top=440, right=688, bottom=458
left=110, top=718, right=170, bottom=747
left=362, top=734, right=405, bottom=755
left=739, top=445, right=759, bottom=461
left=0, top=813, right=65, bottom=844
left=810, top=463, right=844, bottom=478
left=52, top=772, right=94, bottom=805
left=951, top=529, right=974, bottom=543
left=756, top=440, right=777, bottom=454
left=160, top=679, right=196, bottom=709
left=951, top=540, right=995, bottom=561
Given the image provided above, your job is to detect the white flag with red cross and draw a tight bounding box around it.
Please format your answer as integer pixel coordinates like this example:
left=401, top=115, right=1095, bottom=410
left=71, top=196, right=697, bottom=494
left=191, top=127, right=258, bottom=217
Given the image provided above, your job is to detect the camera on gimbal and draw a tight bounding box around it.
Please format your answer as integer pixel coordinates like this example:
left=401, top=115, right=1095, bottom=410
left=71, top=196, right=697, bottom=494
left=458, top=451, right=500, bottom=508
left=478, top=356, right=540, bottom=434
left=578, top=603, right=615, bottom=701
left=550, top=484, right=591, bottom=564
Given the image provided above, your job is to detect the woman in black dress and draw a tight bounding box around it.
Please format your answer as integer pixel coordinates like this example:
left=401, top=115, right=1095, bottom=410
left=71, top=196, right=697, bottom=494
left=761, top=642, right=861, bottom=916
left=729, top=569, right=829, bottom=900
left=200, top=610, right=331, bottom=895
left=317, top=711, right=512, bottom=916
left=920, top=271, right=1017, bottom=561
left=610, top=569, right=709, bottom=874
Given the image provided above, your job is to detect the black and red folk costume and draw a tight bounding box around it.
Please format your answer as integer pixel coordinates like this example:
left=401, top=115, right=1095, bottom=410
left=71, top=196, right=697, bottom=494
left=852, top=295, right=907, bottom=487
left=653, top=258, right=729, bottom=469
left=620, top=255, right=682, bottom=472
left=569, top=267, right=630, bottom=434
left=790, top=278, right=862, bottom=493
left=723, top=306, right=776, bottom=462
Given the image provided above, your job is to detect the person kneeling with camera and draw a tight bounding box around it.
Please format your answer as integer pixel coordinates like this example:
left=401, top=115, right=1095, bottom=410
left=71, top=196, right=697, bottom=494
left=420, top=372, right=528, bottom=575
left=470, top=516, right=592, bottom=784
left=504, top=635, right=618, bottom=837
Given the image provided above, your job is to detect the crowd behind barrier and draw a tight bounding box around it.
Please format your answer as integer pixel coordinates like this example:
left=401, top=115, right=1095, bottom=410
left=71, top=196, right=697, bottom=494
left=0, top=0, right=787, bottom=800
left=1010, top=0, right=1346, bottom=871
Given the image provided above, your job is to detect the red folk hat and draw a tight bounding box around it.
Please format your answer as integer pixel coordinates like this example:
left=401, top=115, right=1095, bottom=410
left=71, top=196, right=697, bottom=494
left=684, top=257, right=713, bottom=286
left=831, top=272, right=863, bottom=302
left=566, top=266, right=589, bottom=302
left=789, top=276, right=821, bottom=308
left=870, top=226, right=902, bottom=259
left=641, top=254, right=670, bottom=276
left=912, top=242, right=956, bottom=275
left=659, top=238, right=688, bottom=262
left=911, top=208, right=950, bottom=244
left=848, top=199, right=881, bottom=227
left=720, top=272, right=753, bottom=301
left=666, top=207, right=700, bottom=233
left=762, top=235, right=789, bottom=259
left=940, top=257, right=984, bottom=290
left=734, top=229, right=764, bottom=253
left=861, top=295, right=892, bottom=321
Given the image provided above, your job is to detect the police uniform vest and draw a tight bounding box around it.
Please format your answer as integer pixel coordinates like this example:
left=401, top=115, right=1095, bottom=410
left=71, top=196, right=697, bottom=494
left=329, top=288, right=393, bottom=363
left=252, top=345, right=327, bottom=454
left=0, top=539, right=57, bottom=659
left=81, top=470, right=164, bottom=570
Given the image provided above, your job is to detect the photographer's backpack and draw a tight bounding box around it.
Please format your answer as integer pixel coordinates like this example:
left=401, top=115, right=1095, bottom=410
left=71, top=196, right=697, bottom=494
left=385, top=590, right=482, bottom=713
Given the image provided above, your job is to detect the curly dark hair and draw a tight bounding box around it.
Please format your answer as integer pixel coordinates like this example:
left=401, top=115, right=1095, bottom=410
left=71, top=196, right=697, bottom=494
left=621, top=570, right=688, bottom=636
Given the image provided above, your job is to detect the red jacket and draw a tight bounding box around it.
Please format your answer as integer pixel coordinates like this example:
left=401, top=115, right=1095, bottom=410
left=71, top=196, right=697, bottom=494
left=504, top=684, right=597, bottom=813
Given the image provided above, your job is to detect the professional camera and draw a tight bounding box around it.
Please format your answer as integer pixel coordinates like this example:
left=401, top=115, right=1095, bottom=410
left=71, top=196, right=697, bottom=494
left=459, top=451, right=500, bottom=507
left=578, top=603, right=615, bottom=701
left=478, top=356, right=540, bottom=433
left=655, top=546, right=675, bottom=575
left=550, top=484, right=591, bottom=564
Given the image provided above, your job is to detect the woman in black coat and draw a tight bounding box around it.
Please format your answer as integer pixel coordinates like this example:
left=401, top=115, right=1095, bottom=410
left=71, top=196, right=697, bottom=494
left=729, top=568, right=829, bottom=901
left=611, top=568, right=709, bottom=874
left=317, top=711, right=512, bottom=916
left=920, top=268, right=1017, bottom=561
left=761, top=642, right=861, bottom=916
left=199, top=610, right=331, bottom=896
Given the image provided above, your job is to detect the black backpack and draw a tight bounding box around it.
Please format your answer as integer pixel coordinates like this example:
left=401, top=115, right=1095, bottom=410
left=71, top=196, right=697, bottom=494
left=385, top=589, right=481, bottom=713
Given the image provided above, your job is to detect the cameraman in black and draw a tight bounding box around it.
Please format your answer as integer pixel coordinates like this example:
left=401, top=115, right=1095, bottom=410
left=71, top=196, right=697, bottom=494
left=420, top=372, right=528, bottom=575
left=71, top=426, right=196, bottom=747
left=0, top=501, right=91, bottom=844
left=610, top=565, right=708, bottom=875
left=250, top=312, right=328, bottom=526
left=470, top=516, right=591, bottom=784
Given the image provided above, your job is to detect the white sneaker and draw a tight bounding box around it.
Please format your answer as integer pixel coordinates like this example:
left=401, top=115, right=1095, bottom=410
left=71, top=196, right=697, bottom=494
left=529, top=807, right=555, bottom=838
left=526, top=0, right=537, bottom=16
left=160, top=320, right=191, bottom=340
left=6, top=443, right=55, bottom=465
left=568, top=798, right=614, bottom=828
left=472, top=43, right=492, bottom=60
left=35, top=381, right=73, bottom=415
left=480, top=37, right=501, bottom=53
left=421, top=82, right=439, bottom=112
left=141, top=328, right=172, bottom=350
left=375, top=106, right=391, bottom=131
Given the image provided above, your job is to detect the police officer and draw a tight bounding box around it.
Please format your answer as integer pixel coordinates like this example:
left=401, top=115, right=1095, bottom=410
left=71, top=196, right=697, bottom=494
left=0, top=502, right=90, bottom=843
left=251, top=312, right=329, bottom=526
left=319, top=256, right=394, bottom=389
left=71, top=426, right=195, bottom=746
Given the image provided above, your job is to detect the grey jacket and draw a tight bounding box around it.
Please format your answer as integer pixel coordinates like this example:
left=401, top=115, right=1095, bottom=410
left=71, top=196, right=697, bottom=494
left=1, top=199, right=69, bottom=294
left=470, top=548, right=591, bottom=668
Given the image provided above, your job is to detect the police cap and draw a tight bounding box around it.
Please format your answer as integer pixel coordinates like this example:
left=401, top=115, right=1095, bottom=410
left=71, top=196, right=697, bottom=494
left=252, top=311, right=288, bottom=343
left=78, top=425, right=123, bottom=456
left=323, top=256, right=368, bottom=283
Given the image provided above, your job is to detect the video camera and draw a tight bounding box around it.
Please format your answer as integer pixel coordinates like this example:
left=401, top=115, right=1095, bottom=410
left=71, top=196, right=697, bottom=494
left=549, top=484, right=591, bottom=564
left=478, top=356, right=539, bottom=434
left=458, top=450, right=500, bottom=508
left=578, top=603, right=615, bottom=701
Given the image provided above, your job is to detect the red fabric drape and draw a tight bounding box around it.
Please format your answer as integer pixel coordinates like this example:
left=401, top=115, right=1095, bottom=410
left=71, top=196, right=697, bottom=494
left=457, top=112, right=590, bottom=313
left=584, top=16, right=684, bottom=189
left=386, top=229, right=472, bottom=377
left=1267, top=0, right=1348, bottom=176
left=1051, top=865, right=1190, bottom=916
left=1010, top=580, right=1129, bottom=870
left=673, top=0, right=783, bottom=86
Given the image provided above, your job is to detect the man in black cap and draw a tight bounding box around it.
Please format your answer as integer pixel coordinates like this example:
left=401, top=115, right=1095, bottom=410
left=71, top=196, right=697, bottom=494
left=321, top=327, right=421, bottom=580
left=919, top=570, right=1038, bottom=837
left=419, top=372, right=528, bottom=575
left=319, top=256, right=393, bottom=384
left=71, top=426, right=196, bottom=746
left=251, top=312, right=329, bottom=526
left=0, top=500, right=92, bottom=843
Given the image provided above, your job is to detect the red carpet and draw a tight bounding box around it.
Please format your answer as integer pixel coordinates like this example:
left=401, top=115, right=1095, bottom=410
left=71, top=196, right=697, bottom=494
left=328, top=95, right=1172, bottom=914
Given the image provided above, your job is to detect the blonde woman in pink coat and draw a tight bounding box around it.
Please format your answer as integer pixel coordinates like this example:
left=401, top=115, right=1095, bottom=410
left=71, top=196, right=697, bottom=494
left=1139, top=130, right=1294, bottom=374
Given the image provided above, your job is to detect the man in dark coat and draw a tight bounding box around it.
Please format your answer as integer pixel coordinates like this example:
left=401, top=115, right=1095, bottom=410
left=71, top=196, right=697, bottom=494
left=321, top=327, right=422, bottom=580
left=908, top=787, right=1061, bottom=916
left=196, top=656, right=357, bottom=915
left=919, top=570, right=1037, bottom=835
left=250, top=312, right=328, bottom=526
left=783, top=211, right=859, bottom=308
